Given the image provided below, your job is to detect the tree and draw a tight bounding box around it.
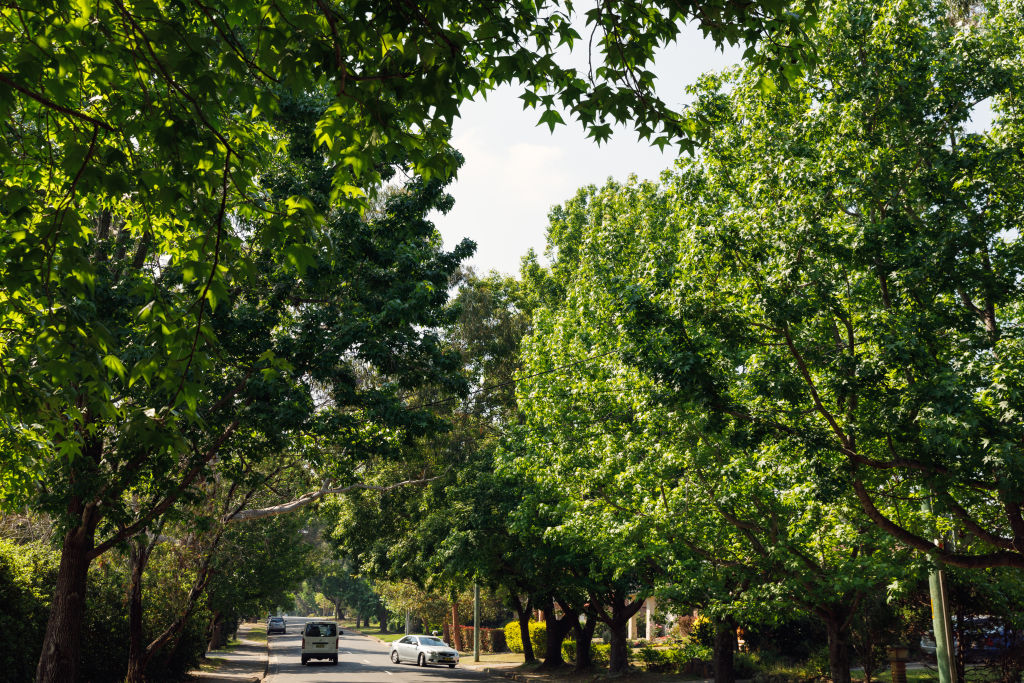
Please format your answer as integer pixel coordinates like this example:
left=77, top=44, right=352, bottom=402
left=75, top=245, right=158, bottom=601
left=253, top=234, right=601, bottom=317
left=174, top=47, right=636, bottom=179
left=515, top=172, right=925, bottom=681
left=1, top=3, right=819, bottom=679
left=613, top=0, right=1024, bottom=570
left=6, top=110, right=471, bottom=681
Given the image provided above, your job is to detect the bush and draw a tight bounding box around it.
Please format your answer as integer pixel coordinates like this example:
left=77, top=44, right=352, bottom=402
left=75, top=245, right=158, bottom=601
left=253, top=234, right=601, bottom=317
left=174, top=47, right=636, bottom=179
left=79, top=559, right=130, bottom=682
left=456, top=625, right=507, bottom=652
left=487, top=627, right=508, bottom=653
left=632, top=640, right=716, bottom=675
left=639, top=644, right=671, bottom=672
left=504, top=619, right=546, bottom=655
left=562, top=639, right=575, bottom=662
left=0, top=539, right=58, bottom=683
left=691, top=615, right=716, bottom=647
left=505, top=620, right=523, bottom=652
left=734, top=651, right=759, bottom=679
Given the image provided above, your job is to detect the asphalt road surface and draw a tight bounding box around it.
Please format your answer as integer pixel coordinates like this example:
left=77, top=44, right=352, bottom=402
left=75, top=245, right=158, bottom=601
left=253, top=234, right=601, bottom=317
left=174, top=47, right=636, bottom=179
left=265, top=616, right=503, bottom=682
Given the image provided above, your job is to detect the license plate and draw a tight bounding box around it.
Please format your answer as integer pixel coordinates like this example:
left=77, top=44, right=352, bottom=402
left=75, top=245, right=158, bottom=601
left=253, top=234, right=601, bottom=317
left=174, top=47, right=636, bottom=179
left=316, top=644, right=325, bottom=648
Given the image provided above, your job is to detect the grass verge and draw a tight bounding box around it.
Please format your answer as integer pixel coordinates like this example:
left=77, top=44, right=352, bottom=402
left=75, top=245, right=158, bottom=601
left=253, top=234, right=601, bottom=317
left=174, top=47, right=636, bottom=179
left=198, top=657, right=227, bottom=672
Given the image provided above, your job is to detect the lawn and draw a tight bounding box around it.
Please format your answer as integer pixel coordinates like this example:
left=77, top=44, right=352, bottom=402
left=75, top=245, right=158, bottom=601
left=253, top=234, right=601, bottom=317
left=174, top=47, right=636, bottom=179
left=338, top=620, right=405, bottom=643
left=197, top=657, right=227, bottom=673
left=242, top=624, right=267, bottom=642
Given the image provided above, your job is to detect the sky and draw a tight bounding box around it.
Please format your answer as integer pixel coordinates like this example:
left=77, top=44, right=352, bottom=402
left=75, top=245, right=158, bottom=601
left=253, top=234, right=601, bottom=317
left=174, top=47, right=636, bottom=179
left=433, top=24, right=744, bottom=277
left=432, top=21, right=1000, bottom=278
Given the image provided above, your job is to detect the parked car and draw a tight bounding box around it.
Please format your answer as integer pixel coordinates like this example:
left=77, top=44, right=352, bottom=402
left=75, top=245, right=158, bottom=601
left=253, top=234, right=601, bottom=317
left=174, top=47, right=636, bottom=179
left=921, top=618, right=1020, bottom=662
left=301, top=621, right=340, bottom=665
left=921, top=630, right=937, bottom=658
left=390, top=634, right=459, bottom=668
left=267, top=616, right=286, bottom=634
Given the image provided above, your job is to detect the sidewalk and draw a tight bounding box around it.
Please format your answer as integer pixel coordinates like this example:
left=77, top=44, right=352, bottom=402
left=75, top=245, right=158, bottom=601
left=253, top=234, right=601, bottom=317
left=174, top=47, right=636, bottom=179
left=186, top=622, right=266, bottom=682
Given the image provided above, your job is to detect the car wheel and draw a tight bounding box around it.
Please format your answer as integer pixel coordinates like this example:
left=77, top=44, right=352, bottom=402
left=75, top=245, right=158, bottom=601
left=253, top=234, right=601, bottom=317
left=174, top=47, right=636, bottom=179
left=391, top=651, right=400, bottom=664
left=300, top=655, right=308, bottom=665
left=418, top=654, right=426, bottom=667
left=332, top=656, right=338, bottom=665
left=449, top=664, right=456, bottom=668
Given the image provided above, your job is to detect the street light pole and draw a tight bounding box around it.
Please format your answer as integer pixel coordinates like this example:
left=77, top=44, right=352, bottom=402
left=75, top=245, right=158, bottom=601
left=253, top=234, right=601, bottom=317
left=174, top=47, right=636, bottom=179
left=473, top=583, right=480, bottom=663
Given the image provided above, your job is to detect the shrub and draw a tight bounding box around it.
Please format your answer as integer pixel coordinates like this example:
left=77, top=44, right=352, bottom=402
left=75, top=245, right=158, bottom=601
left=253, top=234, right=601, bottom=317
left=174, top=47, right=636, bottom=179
left=0, top=539, right=58, bottom=683
left=734, top=651, right=760, bottom=679
left=455, top=625, right=506, bottom=652
left=529, top=620, right=547, bottom=655
left=679, top=638, right=713, bottom=662
left=487, top=627, right=508, bottom=653
left=504, top=619, right=546, bottom=655
left=505, top=620, right=523, bottom=652
left=639, top=644, right=671, bottom=672
left=632, top=640, right=716, bottom=675
left=691, top=615, right=716, bottom=647
left=562, top=639, right=575, bottom=662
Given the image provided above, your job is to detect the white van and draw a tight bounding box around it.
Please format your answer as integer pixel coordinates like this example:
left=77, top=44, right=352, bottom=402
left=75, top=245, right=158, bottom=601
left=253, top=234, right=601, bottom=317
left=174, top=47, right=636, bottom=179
left=301, top=621, right=340, bottom=665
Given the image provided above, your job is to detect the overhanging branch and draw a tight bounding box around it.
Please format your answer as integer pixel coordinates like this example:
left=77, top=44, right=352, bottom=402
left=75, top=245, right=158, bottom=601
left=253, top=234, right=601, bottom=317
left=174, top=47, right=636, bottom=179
left=227, top=472, right=445, bottom=523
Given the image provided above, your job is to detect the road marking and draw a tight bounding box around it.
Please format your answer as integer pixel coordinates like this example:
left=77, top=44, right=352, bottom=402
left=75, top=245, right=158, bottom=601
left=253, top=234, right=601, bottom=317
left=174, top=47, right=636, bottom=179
left=385, top=670, right=393, bottom=675
left=363, top=658, right=371, bottom=663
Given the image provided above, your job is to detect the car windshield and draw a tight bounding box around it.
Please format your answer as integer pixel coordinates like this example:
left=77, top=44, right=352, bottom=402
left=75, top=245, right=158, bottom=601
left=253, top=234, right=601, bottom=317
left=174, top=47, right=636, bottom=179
left=269, top=618, right=283, bottom=622
left=419, top=636, right=446, bottom=647
left=305, top=623, right=337, bottom=637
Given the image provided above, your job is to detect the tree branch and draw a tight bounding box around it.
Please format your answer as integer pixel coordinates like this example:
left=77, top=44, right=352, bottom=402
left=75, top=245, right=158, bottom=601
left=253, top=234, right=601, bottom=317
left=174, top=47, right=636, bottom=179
left=227, top=472, right=444, bottom=522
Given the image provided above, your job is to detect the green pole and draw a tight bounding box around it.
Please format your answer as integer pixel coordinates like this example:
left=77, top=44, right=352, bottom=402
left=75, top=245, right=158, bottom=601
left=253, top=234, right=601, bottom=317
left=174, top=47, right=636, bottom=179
left=473, top=583, right=481, bottom=662
left=923, top=498, right=956, bottom=683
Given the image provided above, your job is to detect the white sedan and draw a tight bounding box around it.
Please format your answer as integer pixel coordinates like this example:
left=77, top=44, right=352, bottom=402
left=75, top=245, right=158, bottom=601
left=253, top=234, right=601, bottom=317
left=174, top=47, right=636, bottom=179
left=390, top=634, right=460, bottom=668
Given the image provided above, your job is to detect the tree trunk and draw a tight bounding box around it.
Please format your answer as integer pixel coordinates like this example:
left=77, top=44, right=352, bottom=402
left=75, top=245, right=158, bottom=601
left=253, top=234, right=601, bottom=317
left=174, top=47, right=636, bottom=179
left=509, top=592, right=536, bottom=663
left=608, top=616, right=629, bottom=673
left=333, top=600, right=343, bottom=620
left=125, top=538, right=151, bottom=683
left=35, top=503, right=101, bottom=683
left=376, top=603, right=389, bottom=633
left=573, top=611, right=597, bottom=672
left=537, top=597, right=576, bottom=670
left=823, top=610, right=852, bottom=683
left=207, top=612, right=225, bottom=652
left=598, top=590, right=646, bottom=675
left=713, top=615, right=736, bottom=683
left=452, top=602, right=463, bottom=650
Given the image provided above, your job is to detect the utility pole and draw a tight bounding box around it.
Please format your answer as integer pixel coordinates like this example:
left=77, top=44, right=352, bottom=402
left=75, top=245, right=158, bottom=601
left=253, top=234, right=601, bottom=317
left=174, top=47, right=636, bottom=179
left=473, top=583, right=481, bottom=662
left=923, top=498, right=957, bottom=683
left=405, top=609, right=411, bottom=635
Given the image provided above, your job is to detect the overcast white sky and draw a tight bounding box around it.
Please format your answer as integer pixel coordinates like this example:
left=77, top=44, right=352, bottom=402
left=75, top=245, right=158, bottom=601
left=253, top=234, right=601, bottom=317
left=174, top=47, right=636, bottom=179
left=434, top=24, right=743, bottom=277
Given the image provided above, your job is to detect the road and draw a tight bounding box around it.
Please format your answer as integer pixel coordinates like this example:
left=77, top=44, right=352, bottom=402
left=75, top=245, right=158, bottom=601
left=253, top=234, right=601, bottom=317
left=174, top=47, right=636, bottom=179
left=266, top=616, right=504, bottom=683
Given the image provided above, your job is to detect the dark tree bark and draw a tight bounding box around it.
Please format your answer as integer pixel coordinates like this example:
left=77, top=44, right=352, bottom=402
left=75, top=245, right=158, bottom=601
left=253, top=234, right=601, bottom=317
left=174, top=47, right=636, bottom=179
left=595, top=590, right=647, bottom=675
left=207, top=611, right=226, bottom=651
left=126, top=537, right=155, bottom=683
left=537, top=596, right=577, bottom=670
left=376, top=603, right=389, bottom=633
left=573, top=610, right=598, bottom=672
left=509, top=592, right=536, bottom=663
left=820, top=606, right=853, bottom=683
left=35, top=502, right=101, bottom=683
left=713, top=615, right=737, bottom=683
